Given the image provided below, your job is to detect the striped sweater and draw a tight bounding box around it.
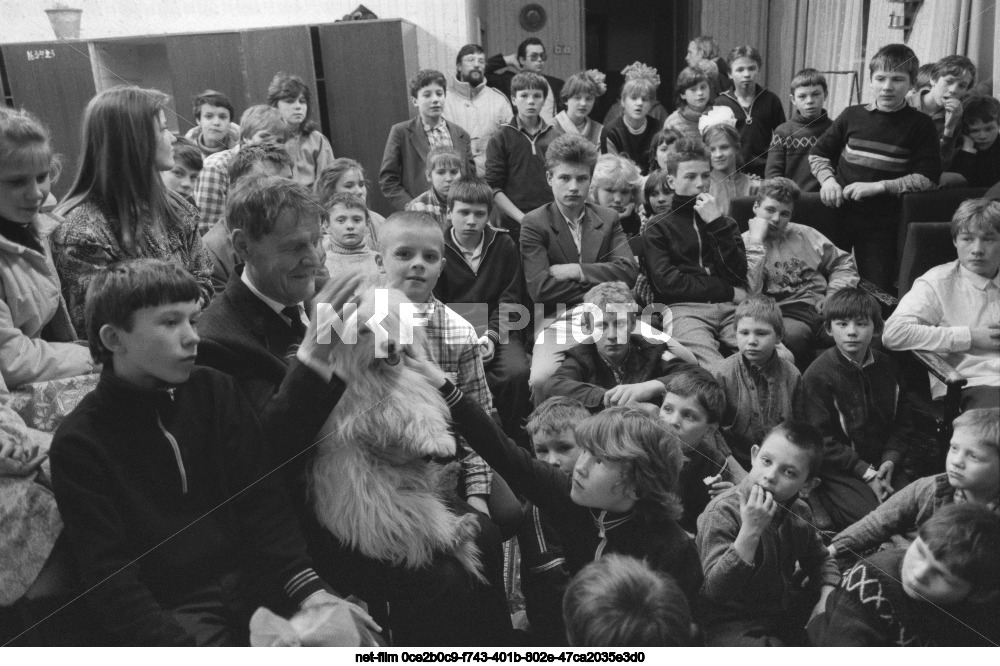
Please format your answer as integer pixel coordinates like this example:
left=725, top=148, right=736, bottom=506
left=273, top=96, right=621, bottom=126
left=808, top=103, right=941, bottom=198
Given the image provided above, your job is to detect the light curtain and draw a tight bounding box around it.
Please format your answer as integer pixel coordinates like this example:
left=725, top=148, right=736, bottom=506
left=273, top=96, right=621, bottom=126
left=802, top=0, right=865, bottom=116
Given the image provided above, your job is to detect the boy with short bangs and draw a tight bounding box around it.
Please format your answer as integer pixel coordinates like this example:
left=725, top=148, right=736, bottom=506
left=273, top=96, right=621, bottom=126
left=712, top=295, right=804, bottom=473
left=161, top=135, right=202, bottom=205
left=379, top=69, right=475, bottom=211
left=696, top=420, right=840, bottom=646
left=803, top=287, right=918, bottom=531
left=405, top=145, right=464, bottom=230
left=810, top=503, right=1000, bottom=646
left=202, top=139, right=295, bottom=293
left=516, top=396, right=588, bottom=646
left=537, top=282, right=686, bottom=414
left=194, top=104, right=290, bottom=232
left=563, top=555, right=693, bottom=647
left=713, top=45, right=786, bottom=178
left=883, top=198, right=1000, bottom=409
left=321, top=192, right=379, bottom=286
left=185, top=89, right=240, bottom=157
left=951, top=95, right=1000, bottom=188
left=743, top=177, right=858, bottom=368
left=433, top=177, right=530, bottom=449
left=485, top=71, right=563, bottom=242
left=810, top=43, right=941, bottom=290
left=417, top=357, right=704, bottom=607
left=829, top=408, right=999, bottom=563
left=642, top=137, right=752, bottom=367
left=765, top=69, right=832, bottom=192
left=660, top=365, right=748, bottom=534
left=907, top=55, right=977, bottom=169
left=49, top=259, right=375, bottom=646
left=520, top=134, right=638, bottom=388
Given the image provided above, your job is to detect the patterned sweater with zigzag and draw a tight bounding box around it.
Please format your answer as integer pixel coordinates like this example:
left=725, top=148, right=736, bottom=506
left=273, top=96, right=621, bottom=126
left=808, top=549, right=1000, bottom=646
left=765, top=110, right=832, bottom=192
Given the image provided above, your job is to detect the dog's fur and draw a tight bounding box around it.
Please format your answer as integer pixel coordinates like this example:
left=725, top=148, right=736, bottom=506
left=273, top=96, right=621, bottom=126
left=310, top=288, right=483, bottom=580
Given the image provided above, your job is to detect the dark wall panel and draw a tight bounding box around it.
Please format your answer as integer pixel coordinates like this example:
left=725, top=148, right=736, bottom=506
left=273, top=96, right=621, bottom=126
left=318, top=19, right=418, bottom=217
left=2, top=41, right=97, bottom=199
left=166, top=33, right=245, bottom=135
left=241, top=26, right=316, bottom=109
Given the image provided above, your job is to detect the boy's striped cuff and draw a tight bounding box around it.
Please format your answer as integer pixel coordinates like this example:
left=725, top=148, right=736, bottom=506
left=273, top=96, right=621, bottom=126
left=284, top=568, right=328, bottom=605
left=439, top=380, right=462, bottom=407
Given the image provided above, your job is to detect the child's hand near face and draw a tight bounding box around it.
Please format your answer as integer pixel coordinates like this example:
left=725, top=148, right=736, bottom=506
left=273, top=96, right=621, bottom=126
left=693, top=192, right=723, bottom=222
left=740, top=483, right=778, bottom=533
left=943, top=97, right=964, bottom=135
left=747, top=216, right=770, bottom=244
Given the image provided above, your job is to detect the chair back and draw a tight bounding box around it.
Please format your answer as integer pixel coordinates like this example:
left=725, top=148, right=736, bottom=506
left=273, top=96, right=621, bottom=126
left=897, top=222, right=956, bottom=297
left=897, top=187, right=987, bottom=259
left=729, top=193, right=846, bottom=250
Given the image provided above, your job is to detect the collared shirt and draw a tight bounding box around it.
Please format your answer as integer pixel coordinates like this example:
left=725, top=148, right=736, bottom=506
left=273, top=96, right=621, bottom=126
left=420, top=296, right=495, bottom=495
left=838, top=346, right=875, bottom=369
left=884, top=260, right=1000, bottom=398
left=193, top=147, right=238, bottom=234
left=560, top=207, right=586, bottom=255
left=240, top=268, right=307, bottom=329
left=423, top=119, right=454, bottom=150
left=450, top=227, right=485, bottom=273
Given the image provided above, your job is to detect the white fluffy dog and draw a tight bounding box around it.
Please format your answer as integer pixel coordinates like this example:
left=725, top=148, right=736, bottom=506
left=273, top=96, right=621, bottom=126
left=310, top=288, right=483, bottom=580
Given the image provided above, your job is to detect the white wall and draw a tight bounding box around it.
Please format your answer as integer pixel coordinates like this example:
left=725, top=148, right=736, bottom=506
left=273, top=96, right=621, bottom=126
left=0, top=0, right=477, bottom=74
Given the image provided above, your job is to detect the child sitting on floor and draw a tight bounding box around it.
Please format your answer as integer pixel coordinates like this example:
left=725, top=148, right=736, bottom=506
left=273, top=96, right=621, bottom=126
left=803, top=287, right=918, bottom=531
left=410, top=355, right=704, bottom=609
left=712, top=295, right=804, bottom=471
left=563, top=554, right=693, bottom=647
left=1, top=107, right=95, bottom=392
left=829, top=408, right=999, bottom=563
left=810, top=503, right=1000, bottom=646
left=321, top=193, right=380, bottom=286
left=696, top=420, right=839, bottom=645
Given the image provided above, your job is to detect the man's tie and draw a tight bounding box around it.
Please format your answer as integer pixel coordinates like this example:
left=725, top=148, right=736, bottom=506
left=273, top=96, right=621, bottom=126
left=281, top=305, right=307, bottom=340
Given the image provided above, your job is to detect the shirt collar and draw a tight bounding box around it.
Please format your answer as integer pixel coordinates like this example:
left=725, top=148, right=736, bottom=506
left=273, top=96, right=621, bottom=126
left=450, top=226, right=485, bottom=258
left=958, top=263, right=1000, bottom=290
left=865, top=99, right=908, bottom=113
left=423, top=117, right=447, bottom=134
left=241, top=266, right=297, bottom=316
left=838, top=346, right=874, bottom=368
left=560, top=207, right=586, bottom=228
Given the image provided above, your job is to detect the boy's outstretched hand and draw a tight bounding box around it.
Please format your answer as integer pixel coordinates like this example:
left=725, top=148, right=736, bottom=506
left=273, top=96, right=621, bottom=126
left=843, top=181, right=886, bottom=201
left=820, top=178, right=844, bottom=208
left=299, top=273, right=364, bottom=363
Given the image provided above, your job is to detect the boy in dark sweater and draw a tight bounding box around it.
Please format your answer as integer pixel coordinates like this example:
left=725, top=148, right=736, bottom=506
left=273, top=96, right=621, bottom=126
left=642, top=137, right=750, bottom=367
left=809, top=503, right=1000, bottom=646
left=696, top=420, right=840, bottom=646
left=713, top=45, right=786, bottom=177
left=802, top=287, right=917, bottom=531
left=49, top=259, right=376, bottom=646
left=434, top=176, right=530, bottom=448
left=809, top=43, right=941, bottom=291
left=485, top=71, right=562, bottom=244
left=765, top=68, right=832, bottom=192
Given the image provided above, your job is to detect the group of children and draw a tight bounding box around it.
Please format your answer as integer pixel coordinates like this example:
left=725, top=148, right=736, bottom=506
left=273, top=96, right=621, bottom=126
left=1, top=29, right=999, bottom=648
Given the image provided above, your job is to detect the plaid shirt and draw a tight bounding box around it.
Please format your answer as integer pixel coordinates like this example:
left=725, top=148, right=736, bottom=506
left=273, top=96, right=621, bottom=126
left=404, top=189, right=449, bottom=232
left=423, top=297, right=493, bottom=496
left=193, top=148, right=237, bottom=234
left=423, top=119, right=454, bottom=150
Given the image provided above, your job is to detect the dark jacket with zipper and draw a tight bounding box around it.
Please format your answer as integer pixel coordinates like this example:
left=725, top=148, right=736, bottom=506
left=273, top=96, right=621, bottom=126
left=715, top=84, right=786, bottom=176
left=484, top=117, right=562, bottom=213
left=434, top=225, right=526, bottom=344
left=642, top=195, right=748, bottom=305
left=440, top=379, right=703, bottom=608
left=49, top=366, right=329, bottom=645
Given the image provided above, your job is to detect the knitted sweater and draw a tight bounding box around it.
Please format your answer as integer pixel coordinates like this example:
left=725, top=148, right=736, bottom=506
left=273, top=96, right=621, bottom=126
left=743, top=222, right=859, bottom=312
left=663, top=106, right=706, bottom=142
left=712, top=351, right=804, bottom=470
left=434, top=225, right=525, bottom=343
left=485, top=117, right=562, bottom=214
left=601, top=116, right=660, bottom=173
left=714, top=85, right=786, bottom=176
left=809, top=549, right=1000, bottom=646
left=809, top=103, right=941, bottom=214
left=696, top=478, right=840, bottom=627
left=442, top=380, right=703, bottom=608
left=49, top=367, right=329, bottom=645
left=321, top=237, right=380, bottom=287
left=831, top=473, right=1000, bottom=559
left=765, top=110, right=833, bottom=192
left=642, top=195, right=747, bottom=305
left=802, top=347, right=916, bottom=480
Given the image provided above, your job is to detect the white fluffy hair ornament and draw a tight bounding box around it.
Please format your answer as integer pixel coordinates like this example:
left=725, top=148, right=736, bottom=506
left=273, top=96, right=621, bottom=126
left=310, top=287, right=484, bottom=580
left=698, top=105, right=737, bottom=133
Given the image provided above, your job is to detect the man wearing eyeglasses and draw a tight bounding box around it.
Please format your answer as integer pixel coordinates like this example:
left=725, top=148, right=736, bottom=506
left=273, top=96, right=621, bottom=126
left=486, top=37, right=565, bottom=124
left=444, top=44, right=515, bottom=177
